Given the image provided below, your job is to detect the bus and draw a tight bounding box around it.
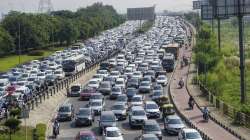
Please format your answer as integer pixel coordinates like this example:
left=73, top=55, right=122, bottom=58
left=62, top=54, right=85, bottom=76
left=162, top=53, right=175, bottom=72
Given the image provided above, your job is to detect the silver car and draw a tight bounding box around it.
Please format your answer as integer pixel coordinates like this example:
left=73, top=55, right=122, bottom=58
left=142, top=120, right=162, bottom=140
left=164, top=115, right=185, bottom=135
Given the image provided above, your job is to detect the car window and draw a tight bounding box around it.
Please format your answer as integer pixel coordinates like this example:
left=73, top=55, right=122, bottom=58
left=106, top=130, right=120, bottom=137
left=146, top=104, right=158, bottom=109
left=132, top=110, right=145, bottom=116
left=80, top=135, right=95, bottom=140
left=186, top=132, right=201, bottom=139
left=144, top=124, right=161, bottom=131
left=59, top=106, right=70, bottom=112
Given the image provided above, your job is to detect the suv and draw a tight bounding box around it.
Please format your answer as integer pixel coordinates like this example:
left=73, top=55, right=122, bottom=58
left=164, top=115, right=185, bottom=135
left=57, top=103, right=74, bottom=121
left=129, top=106, right=148, bottom=128
left=178, top=128, right=202, bottom=140
left=98, top=81, right=111, bottom=95
left=99, top=111, right=117, bottom=134
left=144, top=101, right=160, bottom=118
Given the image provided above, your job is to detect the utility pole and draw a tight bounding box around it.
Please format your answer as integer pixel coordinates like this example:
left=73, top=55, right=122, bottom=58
left=237, top=0, right=246, bottom=103
left=217, top=18, right=221, bottom=52
left=18, top=22, right=21, bottom=64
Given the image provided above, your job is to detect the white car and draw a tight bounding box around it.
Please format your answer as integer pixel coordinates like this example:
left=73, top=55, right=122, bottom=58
left=89, top=100, right=103, bottom=115
left=92, top=74, right=103, bottom=82
left=178, top=128, right=202, bottom=140
left=156, top=75, right=168, bottom=86
left=115, top=78, right=125, bottom=89
left=131, top=95, right=143, bottom=106
left=132, top=71, right=143, bottom=79
left=144, top=101, right=160, bottom=118
left=97, top=70, right=109, bottom=77
left=88, top=79, right=99, bottom=89
left=103, top=127, right=124, bottom=140
left=54, top=70, right=65, bottom=79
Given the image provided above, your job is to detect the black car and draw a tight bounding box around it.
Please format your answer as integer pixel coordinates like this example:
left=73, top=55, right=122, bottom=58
left=75, top=108, right=94, bottom=126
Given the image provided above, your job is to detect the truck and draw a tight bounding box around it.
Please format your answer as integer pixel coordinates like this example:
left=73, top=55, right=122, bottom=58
left=162, top=43, right=179, bottom=60
left=162, top=53, right=175, bottom=72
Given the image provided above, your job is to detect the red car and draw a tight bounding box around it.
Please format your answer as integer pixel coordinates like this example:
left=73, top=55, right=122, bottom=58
left=80, top=87, right=96, bottom=100
left=75, top=130, right=97, bottom=140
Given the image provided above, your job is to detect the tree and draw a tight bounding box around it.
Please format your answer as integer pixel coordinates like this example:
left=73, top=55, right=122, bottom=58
left=57, top=20, right=79, bottom=45
left=0, top=27, right=15, bottom=56
left=4, top=117, right=21, bottom=140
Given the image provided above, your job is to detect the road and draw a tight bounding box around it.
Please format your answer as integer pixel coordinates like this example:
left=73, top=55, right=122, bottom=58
left=53, top=73, right=178, bottom=140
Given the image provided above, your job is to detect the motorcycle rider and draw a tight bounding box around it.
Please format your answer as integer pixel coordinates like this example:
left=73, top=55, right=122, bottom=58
left=188, top=96, right=195, bottom=109
left=178, top=77, right=184, bottom=88
left=53, top=119, right=60, bottom=135
left=202, top=106, right=209, bottom=121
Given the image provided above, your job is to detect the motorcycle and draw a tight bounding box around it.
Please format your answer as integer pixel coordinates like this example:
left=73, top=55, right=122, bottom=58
left=53, top=125, right=59, bottom=139
left=203, top=112, right=209, bottom=122
left=178, top=80, right=184, bottom=88
left=188, top=100, right=195, bottom=110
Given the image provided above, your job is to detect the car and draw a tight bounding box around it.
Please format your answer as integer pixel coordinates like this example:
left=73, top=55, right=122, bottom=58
left=75, top=130, right=97, bottom=140
left=109, top=71, right=120, bottom=79
left=54, top=69, right=65, bottom=80
left=97, top=69, right=109, bottom=77
left=103, top=127, right=124, bottom=140
left=178, top=128, right=202, bottom=140
left=152, top=84, right=163, bottom=93
left=156, top=75, right=168, bottom=86
left=98, top=81, right=112, bottom=95
left=116, top=94, right=128, bottom=105
left=142, top=120, right=162, bottom=140
left=103, top=76, right=116, bottom=86
left=110, top=86, right=123, bottom=100
left=131, top=95, right=143, bottom=106
left=151, top=91, right=164, bottom=101
left=139, top=81, right=151, bottom=93
left=129, top=106, right=148, bottom=128
left=164, top=115, right=185, bottom=135
left=115, top=78, right=126, bottom=89
left=92, top=74, right=103, bottom=82
left=99, top=111, right=117, bottom=134
left=57, top=103, right=74, bottom=121
left=89, top=100, right=103, bottom=115
left=132, top=71, right=143, bottom=79
left=80, top=87, right=96, bottom=100
left=88, top=79, right=99, bottom=89
left=68, top=84, right=81, bottom=97
left=144, top=101, right=160, bottom=118
left=139, top=134, right=159, bottom=140
left=127, top=78, right=139, bottom=88
left=111, top=103, right=127, bottom=120
left=89, top=93, right=104, bottom=103
left=126, top=87, right=137, bottom=101
left=75, top=108, right=95, bottom=126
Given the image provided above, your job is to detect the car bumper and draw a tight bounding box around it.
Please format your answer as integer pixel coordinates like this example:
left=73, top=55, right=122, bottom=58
left=165, top=128, right=182, bottom=135
left=75, top=119, right=91, bottom=126
left=147, top=112, right=160, bottom=118
left=115, top=114, right=126, bottom=120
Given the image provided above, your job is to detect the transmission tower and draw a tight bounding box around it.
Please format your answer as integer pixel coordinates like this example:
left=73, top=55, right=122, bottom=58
left=38, top=0, right=54, bottom=13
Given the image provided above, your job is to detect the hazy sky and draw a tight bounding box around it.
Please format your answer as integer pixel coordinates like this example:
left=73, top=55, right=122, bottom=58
left=0, top=0, right=193, bottom=14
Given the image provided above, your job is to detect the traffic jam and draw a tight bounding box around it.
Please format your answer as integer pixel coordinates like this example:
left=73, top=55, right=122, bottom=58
left=52, top=16, right=202, bottom=140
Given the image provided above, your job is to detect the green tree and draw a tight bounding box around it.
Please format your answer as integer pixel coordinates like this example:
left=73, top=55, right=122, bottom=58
left=57, top=20, right=79, bottom=45
left=4, top=117, right=21, bottom=140
left=0, top=27, right=15, bottom=56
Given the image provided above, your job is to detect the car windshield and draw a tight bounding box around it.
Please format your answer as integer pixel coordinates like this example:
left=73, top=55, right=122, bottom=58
left=112, top=105, right=125, bottom=110
left=117, top=96, right=126, bottom=101
left=146, top=104, right=158, bottom=109
left=90, top=102, right=101, bottom=106
left=80, top=135, right=95, bottom=140
left=112, top=87, right=121, bottom=92
left=71, top=86, right=80, bottom=91
left=144, top=124, right=160, bottom=131
left=54, top=71, right=61, bottom=74
left=106, top=130, right=120, bottom=137
left=132, top=97, right=142, bottom=102
left=91, top=95, right=102, bottom=99
left=101, top=115, right=115, bottom=122
left=153, top=92, right=162, bottom=96
left=37, top=73, right=45, bottom=76
left=79, top=109, right=90, bottom=115
left=59, top=106, right=70, bottom=112
left=142, top=136, right=158, bottom=140
left=89, top=81, right=97, bottom=84
left=186, top=132, right=201, bottom=139
left=133, top=110, right=145, bottom=116
left=168, top=119, right=182, bottom=124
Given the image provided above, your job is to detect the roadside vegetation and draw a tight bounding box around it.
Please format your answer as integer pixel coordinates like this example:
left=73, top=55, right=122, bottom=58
left=189, top=13, right=250, bottom=114
left=0, top=2, right=125, bottom=72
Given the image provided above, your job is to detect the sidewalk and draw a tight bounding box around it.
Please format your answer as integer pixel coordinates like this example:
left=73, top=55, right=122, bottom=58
left=21, top=67, right=98, bottom=127
left=169, top=46, right=239, bottom=140
left=187, top=62, right=250, bottom=140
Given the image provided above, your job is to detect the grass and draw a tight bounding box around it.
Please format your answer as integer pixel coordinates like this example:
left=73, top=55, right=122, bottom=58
left=0, top=126, right=34, bottom=140
left=200, top=19, right=250, bottom=114
left=0, top=47, right=65, bottom=72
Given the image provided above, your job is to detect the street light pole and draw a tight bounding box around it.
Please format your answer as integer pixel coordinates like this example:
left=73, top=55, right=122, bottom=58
left=217, top=18, right=221, bottom=52
left=18, top=22, right=21, bottom=65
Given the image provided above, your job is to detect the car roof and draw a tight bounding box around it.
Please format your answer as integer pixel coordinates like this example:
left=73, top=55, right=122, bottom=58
left=145, top=101, right=157, bottom=105
left=182, top=128, right=199, bottom=133
left=167, top=115, right=181, bottom=120
left=106, top=127, right=120, bottom=131
left=101, top=111, right=115, bottom=115
left=144, top=120, right=158, bottom=125
left=79, top=130, right=95, bottom=136
left=131, top=105, right=144, bottom=110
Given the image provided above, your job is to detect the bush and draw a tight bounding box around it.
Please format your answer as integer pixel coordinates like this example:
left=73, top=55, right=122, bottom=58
left=28, top=50, right=44, bottom=56
left=10, top=107, right=21, bottom=117
left=4, top=117, right=21, bottom=133
left=35, top=123, right=46, bottom=138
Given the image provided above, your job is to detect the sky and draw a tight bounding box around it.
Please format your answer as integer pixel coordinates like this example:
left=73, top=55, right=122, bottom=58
left=0, top=0, right=193, bottom=15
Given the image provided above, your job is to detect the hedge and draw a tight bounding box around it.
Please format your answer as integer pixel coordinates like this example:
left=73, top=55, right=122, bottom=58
left=33, top=123, right=46, bottom=140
